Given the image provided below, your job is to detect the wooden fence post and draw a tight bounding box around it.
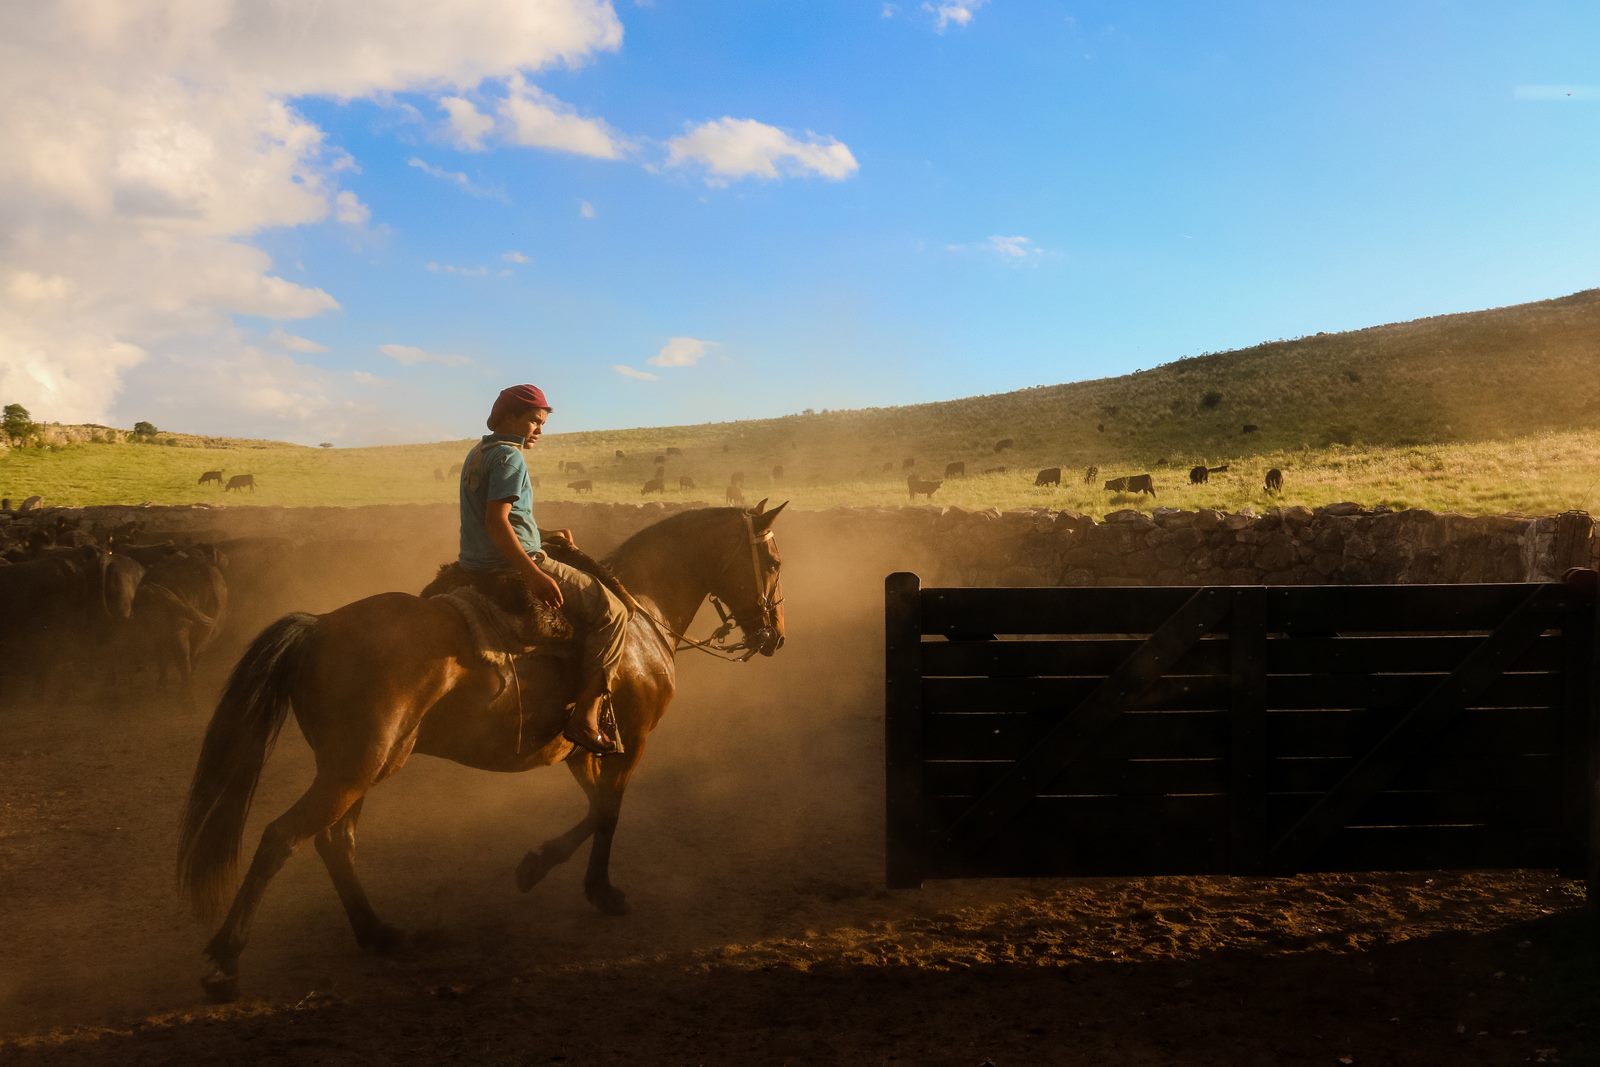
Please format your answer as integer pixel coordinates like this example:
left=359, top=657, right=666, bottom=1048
left=885, top=572, right=925, bottom=889
left=1228, top=587, right=1268, bottom=873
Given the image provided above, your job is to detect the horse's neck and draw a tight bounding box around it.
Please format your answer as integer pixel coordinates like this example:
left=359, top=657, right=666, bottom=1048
left=610, top=519, right=718, bottom=635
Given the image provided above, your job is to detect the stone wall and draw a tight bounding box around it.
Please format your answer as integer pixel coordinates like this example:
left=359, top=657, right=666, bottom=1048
left=13, top=500, right=1597, bottom=592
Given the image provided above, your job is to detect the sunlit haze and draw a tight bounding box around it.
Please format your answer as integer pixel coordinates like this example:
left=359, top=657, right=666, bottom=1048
left=3, top=1, right=1597, bottom=445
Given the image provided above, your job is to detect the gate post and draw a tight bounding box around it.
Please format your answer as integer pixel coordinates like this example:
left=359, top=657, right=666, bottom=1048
left=1228, top=587, right=1269, bottom=873
left=885, top=572, right=925, bottom=889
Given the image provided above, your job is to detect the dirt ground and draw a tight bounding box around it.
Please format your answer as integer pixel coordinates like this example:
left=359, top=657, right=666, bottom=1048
left=3, top=528, right=1600, bottom=1066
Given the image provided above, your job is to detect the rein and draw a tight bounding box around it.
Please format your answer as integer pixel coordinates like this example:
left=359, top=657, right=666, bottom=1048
left=631, top=512, right=780, bottom=663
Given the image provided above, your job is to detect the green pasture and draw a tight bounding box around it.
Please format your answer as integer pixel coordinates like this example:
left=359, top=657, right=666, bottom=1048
left=7, top=288, right=1600, bottom=516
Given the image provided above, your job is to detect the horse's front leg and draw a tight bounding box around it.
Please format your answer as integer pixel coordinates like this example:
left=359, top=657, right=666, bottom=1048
left=573, top=743, right=645, bottom=916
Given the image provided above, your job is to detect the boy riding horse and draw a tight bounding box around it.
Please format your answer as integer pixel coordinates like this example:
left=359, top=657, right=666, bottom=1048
left=459, top=384, right=627, bottom=754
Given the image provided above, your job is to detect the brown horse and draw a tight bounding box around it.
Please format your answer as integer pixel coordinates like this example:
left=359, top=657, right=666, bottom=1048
left=178, top=501, right=788, bottom=1002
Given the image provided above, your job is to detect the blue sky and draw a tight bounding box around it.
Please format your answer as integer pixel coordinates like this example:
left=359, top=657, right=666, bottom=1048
left=4, top=2, right=1598, bottom=443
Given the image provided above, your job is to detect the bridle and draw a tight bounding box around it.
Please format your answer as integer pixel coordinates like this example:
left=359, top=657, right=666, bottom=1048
left=636, top=511, right=784, bottom=662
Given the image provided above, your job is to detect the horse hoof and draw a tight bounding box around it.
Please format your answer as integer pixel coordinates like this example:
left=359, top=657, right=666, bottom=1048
left=516, top=851, right=552, bottom=893
left=359, top=923, right=407, bottom=955
left=588, top=886, right=630, bottom=916
left=201, top=969, right=239, bottom=1004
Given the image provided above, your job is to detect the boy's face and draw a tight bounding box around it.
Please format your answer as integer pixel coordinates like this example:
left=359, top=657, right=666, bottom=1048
left=519, top=407, right=550, bottom=445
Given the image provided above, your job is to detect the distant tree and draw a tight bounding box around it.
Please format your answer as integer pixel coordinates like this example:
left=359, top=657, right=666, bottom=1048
left=1200, top=389, right=1224, bottom=409
left=132, top=420, right=158, bottom=437
left=2, top=403, right=34, bottom=444
left=319, top=442, right=333, bottom=448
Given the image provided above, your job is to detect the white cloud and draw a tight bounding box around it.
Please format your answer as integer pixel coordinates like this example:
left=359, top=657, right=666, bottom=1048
left=666, top=118, right=859, bottom=185
left=647, top=336, right=715, bottom=368
left=406, top=157, right=508, bottom=201
left=924, top=0, right=988, bottom=31
left=426, top=261, right=491, bottom=278
left=441, top=96, right=496, bottom=149
left=947, top=235, right=1046, bottom=260
left=352, top=371, right=382, bottom=385
left=0, top=0, right=620, bottom=435
left=334, top=190, right=371, bottom=226
left=379, top=343, right=472, bottom=367
left=502, top=250, right=530, bottom=264
left=268, top=328, right=328, bottom=353
left=500, top=76, right=625, bottom=159
left=579, top=199, right=597, bottom=219
left=882, top=4, right=898, bottom=17
left=612, top=364, right=659, bottom=381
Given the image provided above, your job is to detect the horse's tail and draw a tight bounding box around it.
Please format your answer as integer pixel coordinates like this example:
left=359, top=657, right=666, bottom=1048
left=177, top=611, right=319, bottom=921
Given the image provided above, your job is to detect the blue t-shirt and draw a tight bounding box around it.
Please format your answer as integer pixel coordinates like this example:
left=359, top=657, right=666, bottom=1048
left=459, top=434, right=542, bottom=571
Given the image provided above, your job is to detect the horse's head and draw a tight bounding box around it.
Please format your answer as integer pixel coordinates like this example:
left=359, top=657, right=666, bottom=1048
left=711, top=498, right=788, bottom=658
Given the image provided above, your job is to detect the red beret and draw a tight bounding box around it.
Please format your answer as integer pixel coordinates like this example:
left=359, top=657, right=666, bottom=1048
left=487, top=384, right=552, bottom=429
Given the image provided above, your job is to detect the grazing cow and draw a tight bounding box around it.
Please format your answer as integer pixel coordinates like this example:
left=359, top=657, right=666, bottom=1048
left=1190, top=465, right=1208, bottom=485
left=224, top=474, right=255, bottom=493
left=771, top=465, right=784, bottom=482
left=666, top=447, right=682, bottom=456
left=1265, top=468, right=1283, bottom=493
left=1034, top=467, right=1061, bottom=488
left=1104, top=473, right=1157, bottom=497
left=567, top=479, right=593, bottom=494
left=944, top=461, right=966, bottom=478
left=901, top=457, right=915, bottom=469
left=679, top=476, right=695, bottom=490
left=1242, top=424, right=1259, bottom=435
left=641, top=476, right=665, bottom=495
left=197, top=470, right=224, bottom=486
left=907, top=474, right=942, bottom=500
left=1083, top=465, right=1099, bottom=485
left=566, top=462, right=586, bottom=475
left=881, top=462, right=894, bottom=472
left=993, top=438, right=1014, bottom=453
left=725, top=484, right=745, bottom=505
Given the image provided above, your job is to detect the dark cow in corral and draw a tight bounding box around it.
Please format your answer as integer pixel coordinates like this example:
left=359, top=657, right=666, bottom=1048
left=1242, top=424, right=1259, bottom=435
left=944, top=461, right=965, bottom=478
left=1034, top=467, right=1061, bottom=487
left=0, top=546, right=145, bottom=695
left=567, top=479, right=593, bottom=494
left=641, top=476, right=665, bottom=495
left=907, top=475, right=942, bottom=500
left=224, top=474, right=255, bottom=493
left=725, top=484, right=745, bottom=505
left=1265, top=468, right=1283, bottom=493
left=994, top=438, right=1014, bottom=453
left=127, top=547, right=228, bottom=698
left=678, top=476, right=695, bottom=490
left=1084, top=465, right=1099, bottom=485
left=1104, top=473, right=1157, bottom=497
left=198, top=470, right=224, bottom=486
left=730, top=471, right=745, bottom=487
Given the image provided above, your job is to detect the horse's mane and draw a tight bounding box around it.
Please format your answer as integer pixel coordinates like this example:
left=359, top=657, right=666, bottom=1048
left=605, top=506, right=742, bottom=574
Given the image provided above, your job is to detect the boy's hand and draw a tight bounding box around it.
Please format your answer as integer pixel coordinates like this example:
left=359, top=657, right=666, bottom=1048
left=524, top=564, right=564, bottom=608
left=541, top=527, right=577, bottom=550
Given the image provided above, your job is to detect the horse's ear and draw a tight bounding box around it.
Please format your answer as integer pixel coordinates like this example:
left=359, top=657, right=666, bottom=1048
left=749, top=497, right=769, bottom=515
left=753, top=500, right=788, bottom=531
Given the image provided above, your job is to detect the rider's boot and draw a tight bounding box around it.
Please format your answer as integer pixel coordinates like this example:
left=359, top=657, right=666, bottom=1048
left=562, top=691, right=618, bottom=755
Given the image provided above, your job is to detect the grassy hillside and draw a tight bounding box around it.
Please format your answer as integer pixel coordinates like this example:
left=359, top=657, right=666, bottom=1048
left=8, top=290, right=1600, bottom=515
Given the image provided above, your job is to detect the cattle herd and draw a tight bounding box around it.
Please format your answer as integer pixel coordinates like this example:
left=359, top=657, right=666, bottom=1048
left=0, top=508, right=236, bottom=702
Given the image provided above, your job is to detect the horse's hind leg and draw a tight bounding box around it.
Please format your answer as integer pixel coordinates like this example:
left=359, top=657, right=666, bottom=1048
left=314, top=798, right=404, bottom=953
left=201, top=777, right=363, bottom=1002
